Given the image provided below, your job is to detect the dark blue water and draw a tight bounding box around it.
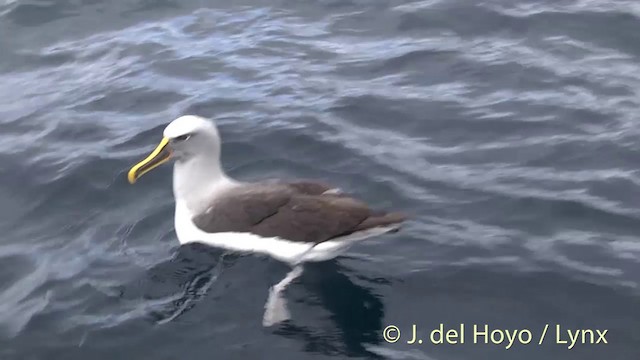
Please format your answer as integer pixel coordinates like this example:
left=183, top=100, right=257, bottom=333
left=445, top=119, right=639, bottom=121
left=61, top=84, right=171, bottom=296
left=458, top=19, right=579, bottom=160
left=1, top=0, right=639, bottom=359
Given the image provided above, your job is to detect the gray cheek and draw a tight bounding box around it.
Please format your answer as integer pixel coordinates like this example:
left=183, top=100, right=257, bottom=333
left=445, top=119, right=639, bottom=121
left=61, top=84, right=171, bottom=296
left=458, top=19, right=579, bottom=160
left=173, top=150, right=193, bottom=162
left=172, top=151, right=185, bottom=161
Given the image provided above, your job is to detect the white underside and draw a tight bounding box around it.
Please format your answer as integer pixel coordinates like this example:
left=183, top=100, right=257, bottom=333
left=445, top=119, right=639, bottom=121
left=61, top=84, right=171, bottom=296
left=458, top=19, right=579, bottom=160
left=174, top=202, right=398, bottom=265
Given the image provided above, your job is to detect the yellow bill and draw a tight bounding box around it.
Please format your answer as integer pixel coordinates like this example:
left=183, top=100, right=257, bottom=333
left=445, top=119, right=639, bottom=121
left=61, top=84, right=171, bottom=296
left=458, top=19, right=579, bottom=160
left=127, top=137, right=172, bottom=184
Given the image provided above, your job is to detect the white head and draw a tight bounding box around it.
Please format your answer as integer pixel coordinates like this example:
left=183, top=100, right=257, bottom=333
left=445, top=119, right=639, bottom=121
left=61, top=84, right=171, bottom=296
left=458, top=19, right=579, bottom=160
left=128, top=115, right=235, bottom=212
left=163, top=115, right=222, bottom=162
left=128, top=115, right=220, bottom=184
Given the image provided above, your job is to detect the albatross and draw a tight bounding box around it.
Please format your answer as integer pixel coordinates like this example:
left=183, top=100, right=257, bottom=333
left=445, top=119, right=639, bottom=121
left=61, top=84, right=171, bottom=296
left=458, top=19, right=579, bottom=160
left=127, top=115, right=406, bottom=325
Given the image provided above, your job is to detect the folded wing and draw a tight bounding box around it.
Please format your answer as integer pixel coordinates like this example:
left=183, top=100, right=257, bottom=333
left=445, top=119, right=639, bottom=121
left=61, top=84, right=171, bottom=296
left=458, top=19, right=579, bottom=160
left=191, top=182, right=406, bottom=244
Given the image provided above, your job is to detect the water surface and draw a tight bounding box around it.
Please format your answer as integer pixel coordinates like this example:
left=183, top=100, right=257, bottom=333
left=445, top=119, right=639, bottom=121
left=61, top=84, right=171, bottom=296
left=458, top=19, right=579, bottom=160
left=1, top=0, right=639, bottom=359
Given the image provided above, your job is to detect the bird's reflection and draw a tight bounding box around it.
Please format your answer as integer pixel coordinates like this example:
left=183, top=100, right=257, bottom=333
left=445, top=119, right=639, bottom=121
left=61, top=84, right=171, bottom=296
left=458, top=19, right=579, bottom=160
left=139, top=242, right=232, bottom=324
left=275, top=260, right=386, bottom=358
left=137, top=243, right=386, bottom=358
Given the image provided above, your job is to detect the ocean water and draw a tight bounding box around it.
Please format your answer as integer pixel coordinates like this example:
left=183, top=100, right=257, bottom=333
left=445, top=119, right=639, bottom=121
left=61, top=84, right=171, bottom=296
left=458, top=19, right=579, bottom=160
left=1, top=0, right=639, bottom=359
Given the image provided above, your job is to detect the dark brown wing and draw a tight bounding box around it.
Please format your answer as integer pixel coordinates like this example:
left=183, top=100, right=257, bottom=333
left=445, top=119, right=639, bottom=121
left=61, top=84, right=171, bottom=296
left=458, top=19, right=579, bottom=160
left=282, top=180, right=334, bottom=195
left=191, top=183, right=405, bottom=244
left=262, top=179, right=338, bottom=195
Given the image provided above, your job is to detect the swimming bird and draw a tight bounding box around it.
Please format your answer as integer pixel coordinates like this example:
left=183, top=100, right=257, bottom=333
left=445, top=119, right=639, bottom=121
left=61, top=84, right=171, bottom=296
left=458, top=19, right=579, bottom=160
left=127, top=115, right=406, bottom=325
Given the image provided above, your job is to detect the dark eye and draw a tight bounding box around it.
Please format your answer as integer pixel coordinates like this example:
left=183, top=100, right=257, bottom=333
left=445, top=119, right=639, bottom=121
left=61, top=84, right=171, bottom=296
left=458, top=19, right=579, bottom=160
left=174, top=134, right=191, bottom=142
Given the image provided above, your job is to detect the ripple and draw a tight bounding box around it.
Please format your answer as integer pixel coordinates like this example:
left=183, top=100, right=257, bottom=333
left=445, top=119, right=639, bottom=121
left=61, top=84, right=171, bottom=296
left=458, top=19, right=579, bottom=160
left=75, top=87, right=187, bottom=114
left=0, top=255, right=48, bottom=338
left=5, top=0, right=78, bottom=27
